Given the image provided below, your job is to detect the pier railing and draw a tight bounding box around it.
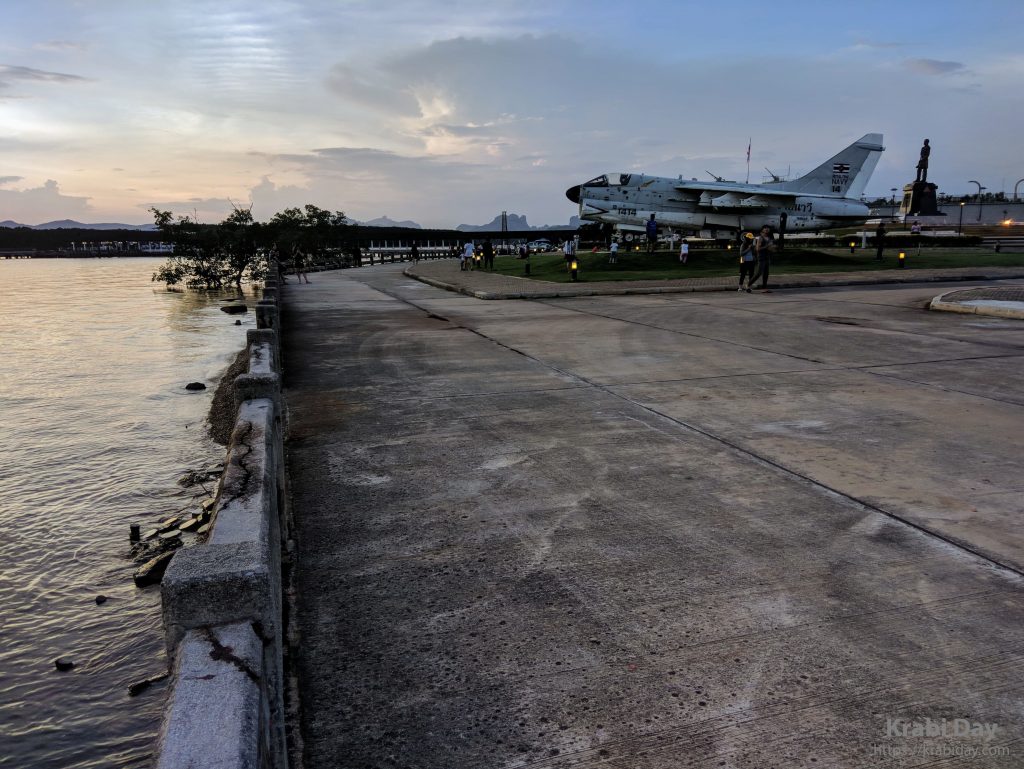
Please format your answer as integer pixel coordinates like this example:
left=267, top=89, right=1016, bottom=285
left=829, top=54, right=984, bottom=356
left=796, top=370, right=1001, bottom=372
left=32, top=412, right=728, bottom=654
left=155, top=268, right=290, bottom=769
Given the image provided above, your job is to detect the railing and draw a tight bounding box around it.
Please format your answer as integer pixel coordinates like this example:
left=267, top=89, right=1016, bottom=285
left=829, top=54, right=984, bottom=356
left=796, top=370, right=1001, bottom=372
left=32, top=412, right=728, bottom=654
left=155, top=269, right=289, bottom=769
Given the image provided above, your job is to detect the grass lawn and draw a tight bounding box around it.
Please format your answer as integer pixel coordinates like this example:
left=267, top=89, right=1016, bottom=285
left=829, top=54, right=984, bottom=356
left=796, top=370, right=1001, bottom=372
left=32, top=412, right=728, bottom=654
left=489, top=247, right=1024, bottom=283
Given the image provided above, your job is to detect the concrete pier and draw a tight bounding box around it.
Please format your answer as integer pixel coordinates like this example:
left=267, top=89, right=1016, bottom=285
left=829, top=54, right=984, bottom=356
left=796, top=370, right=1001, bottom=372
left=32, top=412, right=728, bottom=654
left=283, top=265, right=1024, bottom=767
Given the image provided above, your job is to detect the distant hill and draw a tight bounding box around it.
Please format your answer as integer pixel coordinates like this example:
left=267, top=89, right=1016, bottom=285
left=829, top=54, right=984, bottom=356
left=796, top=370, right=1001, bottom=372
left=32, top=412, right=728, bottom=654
left=456, top=213, right=580, bottom=232
left=358, top=216, right=422, bottom=229
left=0, top=219, right=157, bottom=231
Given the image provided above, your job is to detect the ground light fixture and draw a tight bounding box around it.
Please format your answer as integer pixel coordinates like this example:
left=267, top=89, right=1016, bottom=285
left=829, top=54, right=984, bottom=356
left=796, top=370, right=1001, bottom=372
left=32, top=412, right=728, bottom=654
left=898, top=251, right=906, bottom=268
left=850, top=240, right=856, bottom=254
left=570, top=258, right=579, bottom=281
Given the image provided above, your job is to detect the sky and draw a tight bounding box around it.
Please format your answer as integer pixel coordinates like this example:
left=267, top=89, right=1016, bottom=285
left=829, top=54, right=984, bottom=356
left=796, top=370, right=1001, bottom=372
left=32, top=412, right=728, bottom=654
left=1, top=0, right=1022, bottom=228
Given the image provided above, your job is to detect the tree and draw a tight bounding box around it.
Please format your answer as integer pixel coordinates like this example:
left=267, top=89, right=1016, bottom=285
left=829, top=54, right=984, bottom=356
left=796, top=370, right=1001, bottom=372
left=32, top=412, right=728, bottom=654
left=266, top=205, right=349, bottom=267
left=151, top=204, right=267, bottom=289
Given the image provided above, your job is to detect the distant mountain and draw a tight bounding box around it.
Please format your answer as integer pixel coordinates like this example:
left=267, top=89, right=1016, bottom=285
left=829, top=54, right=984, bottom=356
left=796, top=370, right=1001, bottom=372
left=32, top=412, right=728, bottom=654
left=35, top=220, right=158, bottom=231
left=0, top=219, right=157, bottom=230
left=358, top=216, right=422, bottom=229
left=455, top=213, right=580, bottom=232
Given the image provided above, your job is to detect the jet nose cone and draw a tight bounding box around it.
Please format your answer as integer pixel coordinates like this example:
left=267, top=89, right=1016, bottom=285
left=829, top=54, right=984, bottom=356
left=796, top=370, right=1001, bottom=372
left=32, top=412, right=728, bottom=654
left=565, top=185, right=581, bottom=204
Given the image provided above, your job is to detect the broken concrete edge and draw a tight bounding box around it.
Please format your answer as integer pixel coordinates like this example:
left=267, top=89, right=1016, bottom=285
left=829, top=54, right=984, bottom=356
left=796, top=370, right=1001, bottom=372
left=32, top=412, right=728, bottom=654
left=157, top=267, right=289, bottom=769
left=155, top=622, right=270, bottom=769
left=405, top=266, right=1024, bottom=301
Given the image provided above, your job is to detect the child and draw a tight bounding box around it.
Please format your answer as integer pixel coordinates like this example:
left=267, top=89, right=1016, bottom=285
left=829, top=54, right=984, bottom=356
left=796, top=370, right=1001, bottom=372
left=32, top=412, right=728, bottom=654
left=738, top=233, right=755, bottom=292
left=679, top=239, right=689, bottom=264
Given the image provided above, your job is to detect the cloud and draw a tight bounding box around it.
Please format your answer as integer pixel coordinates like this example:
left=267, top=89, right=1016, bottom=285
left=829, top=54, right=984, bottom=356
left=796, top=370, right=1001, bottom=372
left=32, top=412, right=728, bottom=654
left=34, top=40, right=89, bottom=52
left=0, top=64, right=90, bottom=89
left=0, top=179, right=91, bottom=223
left=903, top=58, right=966, bottom=75
left=0, top=175, right=25, bottom=186
left=848, top=38, right=904, bottom=51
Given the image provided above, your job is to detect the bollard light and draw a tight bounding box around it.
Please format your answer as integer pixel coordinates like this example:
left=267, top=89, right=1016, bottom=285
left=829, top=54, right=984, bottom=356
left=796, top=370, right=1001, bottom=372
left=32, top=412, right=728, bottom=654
left=849, top=240, right=856, bottom=254
left=898, top=251, right=905, bottom=268
left=727, top=244, right=732, bottom=250
left=524, top=259, right=531, bottom=276
left=570, top=258, right=578, bottom=281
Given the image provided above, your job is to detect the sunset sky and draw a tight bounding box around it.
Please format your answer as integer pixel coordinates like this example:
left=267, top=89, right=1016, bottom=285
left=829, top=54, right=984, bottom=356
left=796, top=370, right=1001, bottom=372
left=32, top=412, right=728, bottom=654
left=2, top=0, right=1022, bottom=227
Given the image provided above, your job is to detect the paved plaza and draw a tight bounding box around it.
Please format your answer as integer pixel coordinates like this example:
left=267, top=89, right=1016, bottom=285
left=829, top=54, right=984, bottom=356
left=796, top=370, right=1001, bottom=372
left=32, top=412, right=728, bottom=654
left=282, top=265, right=1024, bottom=767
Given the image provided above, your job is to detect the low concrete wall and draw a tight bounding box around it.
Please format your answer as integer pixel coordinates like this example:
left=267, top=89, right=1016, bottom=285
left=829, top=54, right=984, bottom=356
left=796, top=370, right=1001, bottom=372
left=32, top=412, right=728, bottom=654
left=155, top=269, right=290, bottom=769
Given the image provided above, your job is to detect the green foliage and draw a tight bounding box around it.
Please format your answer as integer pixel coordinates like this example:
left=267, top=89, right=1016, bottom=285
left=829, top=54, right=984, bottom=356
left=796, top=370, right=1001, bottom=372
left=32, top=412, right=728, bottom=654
left=150, top=204, right=349, bottom=288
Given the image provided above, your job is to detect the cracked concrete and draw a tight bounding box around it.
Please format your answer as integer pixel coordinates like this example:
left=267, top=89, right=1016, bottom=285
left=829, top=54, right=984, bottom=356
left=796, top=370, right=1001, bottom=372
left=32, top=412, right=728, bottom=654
left=283, top=266, right=1024, bottom=768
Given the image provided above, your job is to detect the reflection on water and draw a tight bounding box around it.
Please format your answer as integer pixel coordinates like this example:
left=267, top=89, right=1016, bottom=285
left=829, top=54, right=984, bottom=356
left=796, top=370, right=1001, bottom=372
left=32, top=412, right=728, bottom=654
left=0, top=258, right=257, bottom=769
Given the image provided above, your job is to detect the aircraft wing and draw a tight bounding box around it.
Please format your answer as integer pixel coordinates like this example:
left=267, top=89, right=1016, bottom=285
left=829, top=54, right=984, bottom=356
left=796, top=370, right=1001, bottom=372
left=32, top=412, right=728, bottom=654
left=674, top=182, right=798, bottom=211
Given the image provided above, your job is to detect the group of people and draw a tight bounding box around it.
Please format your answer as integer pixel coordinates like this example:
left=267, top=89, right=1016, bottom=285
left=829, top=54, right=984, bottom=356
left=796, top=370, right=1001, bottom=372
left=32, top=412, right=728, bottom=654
left=737, top=225, right=774, bottom=292
left=460, top=239, right=496, bottom=271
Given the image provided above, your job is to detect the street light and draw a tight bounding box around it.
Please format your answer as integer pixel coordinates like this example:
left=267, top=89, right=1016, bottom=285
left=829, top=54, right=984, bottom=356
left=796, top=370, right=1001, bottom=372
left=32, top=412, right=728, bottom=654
left=958, top=201, right=965, bottom=235
left=969, top=180, right=986, bottom=222
left=890, top=187, right=898, bottom=219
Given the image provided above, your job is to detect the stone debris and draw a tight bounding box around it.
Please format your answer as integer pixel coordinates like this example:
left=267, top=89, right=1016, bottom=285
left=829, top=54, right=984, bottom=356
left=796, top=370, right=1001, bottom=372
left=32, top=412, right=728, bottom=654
left=177, top=516, right=202, bottom=533
left=94, top=595, right=107, bottom=605
left=134, top=550, right=176, bottom=587
left=54, top=657, right=75, bottom=672
left=220, top=304, right=248, bottom=314
left=185, top=382, right=206, bottom=391
left=128, top=672, right=169, bottom=697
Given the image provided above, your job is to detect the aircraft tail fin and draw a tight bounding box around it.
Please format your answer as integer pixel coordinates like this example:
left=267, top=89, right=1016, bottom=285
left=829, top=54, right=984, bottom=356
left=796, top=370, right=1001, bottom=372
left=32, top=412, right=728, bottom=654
left=775, top=134, right=884, bottom=198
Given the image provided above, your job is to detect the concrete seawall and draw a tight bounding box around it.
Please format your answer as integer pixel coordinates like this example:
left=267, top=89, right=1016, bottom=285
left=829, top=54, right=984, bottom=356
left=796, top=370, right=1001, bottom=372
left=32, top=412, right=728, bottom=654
left=154, top=272, right=290, bottom=769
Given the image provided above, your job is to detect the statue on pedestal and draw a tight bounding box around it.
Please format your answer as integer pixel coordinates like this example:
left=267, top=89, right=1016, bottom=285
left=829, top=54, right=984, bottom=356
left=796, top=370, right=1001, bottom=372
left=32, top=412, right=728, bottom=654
left=915, top=139, right=930, bottom=183
left=901, top=139, right=938, bottom=217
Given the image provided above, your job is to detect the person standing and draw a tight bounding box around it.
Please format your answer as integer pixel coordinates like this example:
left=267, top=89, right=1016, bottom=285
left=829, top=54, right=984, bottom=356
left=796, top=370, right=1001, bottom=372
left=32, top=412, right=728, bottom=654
left=645, top=214, right=658, bottom=254
left=292, top=245, right=310, bottom=284
left=563, top=238, right=574, bottom=271
left=482, top=239, right=494, bottom=270
left=874, top=222, right=886, bottom=261
left=411, top=242, right=419, bottom=263
left=609, top=239, right=619, bottom=264
left=738, top=232, right=755, bottom=292
left=679, top=238, right=689, bottom=264
left=750, top=225, right=774, bottom=290
left=461, top=241, right=474, bottom=271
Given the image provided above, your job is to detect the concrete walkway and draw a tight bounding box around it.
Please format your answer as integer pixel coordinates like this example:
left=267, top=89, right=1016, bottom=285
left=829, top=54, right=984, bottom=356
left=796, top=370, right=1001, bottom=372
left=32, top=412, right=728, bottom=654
left=282, top=266, right=1024, bottom=768
left=408, top=258, right=1024, bottom=300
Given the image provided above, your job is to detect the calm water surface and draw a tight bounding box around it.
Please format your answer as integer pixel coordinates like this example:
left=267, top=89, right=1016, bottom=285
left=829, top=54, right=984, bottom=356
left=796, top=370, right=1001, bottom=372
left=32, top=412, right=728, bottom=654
left=0, top=258, right=256, bottom=768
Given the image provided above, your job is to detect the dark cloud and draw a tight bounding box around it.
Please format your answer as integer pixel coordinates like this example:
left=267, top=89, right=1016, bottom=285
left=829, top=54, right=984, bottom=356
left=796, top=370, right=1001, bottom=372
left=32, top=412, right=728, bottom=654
left=904, top=58, right=966, bottom=75
left=0, top=64, right=90, bottom=90
left=0, top=175, right=25, bottom=185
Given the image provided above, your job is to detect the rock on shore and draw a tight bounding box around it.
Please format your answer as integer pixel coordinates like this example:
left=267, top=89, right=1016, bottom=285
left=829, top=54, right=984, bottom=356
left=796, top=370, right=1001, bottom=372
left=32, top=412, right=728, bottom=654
left=207, top=347, right=248, bottom=445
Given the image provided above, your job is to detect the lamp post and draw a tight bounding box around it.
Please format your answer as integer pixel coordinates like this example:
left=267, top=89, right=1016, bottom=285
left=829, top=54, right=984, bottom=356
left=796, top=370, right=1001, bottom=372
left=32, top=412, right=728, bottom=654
left=969, top=180, right=986, bottom=222
left=890, top=187, right=897, bottom=219
left=958, top=201, right=965, bottom=235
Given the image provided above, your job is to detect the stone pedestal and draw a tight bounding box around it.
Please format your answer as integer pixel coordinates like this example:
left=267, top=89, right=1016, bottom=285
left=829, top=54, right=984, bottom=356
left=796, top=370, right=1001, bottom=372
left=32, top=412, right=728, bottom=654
left=901, top=181, right=939, bottom=216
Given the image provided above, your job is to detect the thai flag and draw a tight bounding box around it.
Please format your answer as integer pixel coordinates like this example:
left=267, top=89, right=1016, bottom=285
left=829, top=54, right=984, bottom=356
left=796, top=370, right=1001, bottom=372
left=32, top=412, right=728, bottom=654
left=833, top=162, right=850, bottom=173
left=746, top=140, right=751, bottom=163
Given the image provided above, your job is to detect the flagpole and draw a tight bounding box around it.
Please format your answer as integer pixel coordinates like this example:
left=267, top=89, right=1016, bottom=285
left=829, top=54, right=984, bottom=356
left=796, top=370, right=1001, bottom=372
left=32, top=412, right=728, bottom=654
left=746, top=138, right=751, bottom=184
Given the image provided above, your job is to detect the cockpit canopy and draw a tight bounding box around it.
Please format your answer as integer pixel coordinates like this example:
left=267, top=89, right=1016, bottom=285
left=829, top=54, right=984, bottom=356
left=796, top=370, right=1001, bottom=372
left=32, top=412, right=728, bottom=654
left=584, top=173, right=632, bottom=187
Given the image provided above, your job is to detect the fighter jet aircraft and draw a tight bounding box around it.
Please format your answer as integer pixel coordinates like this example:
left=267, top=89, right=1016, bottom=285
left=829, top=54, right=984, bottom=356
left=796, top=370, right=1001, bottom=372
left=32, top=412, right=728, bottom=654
left=566, top=134, right=884, bottom=235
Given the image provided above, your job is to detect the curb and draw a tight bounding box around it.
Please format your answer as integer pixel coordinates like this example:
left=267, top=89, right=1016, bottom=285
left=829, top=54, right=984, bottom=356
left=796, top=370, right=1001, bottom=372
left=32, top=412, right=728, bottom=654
left=405, top=267, right=1024, bottom=301
left=929, top=287, right=1024, bottom=319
